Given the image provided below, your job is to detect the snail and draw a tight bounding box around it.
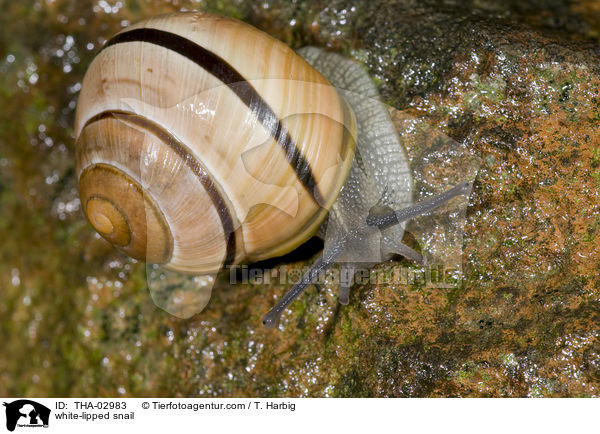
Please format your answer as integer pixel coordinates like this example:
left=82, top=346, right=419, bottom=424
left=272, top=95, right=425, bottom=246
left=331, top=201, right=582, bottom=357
left=75, top=12, right=472, bottom=327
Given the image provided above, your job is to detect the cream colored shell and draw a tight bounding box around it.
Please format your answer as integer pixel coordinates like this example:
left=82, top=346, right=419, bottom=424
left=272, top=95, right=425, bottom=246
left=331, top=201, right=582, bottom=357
left=75, top=12, right=356, bottom=273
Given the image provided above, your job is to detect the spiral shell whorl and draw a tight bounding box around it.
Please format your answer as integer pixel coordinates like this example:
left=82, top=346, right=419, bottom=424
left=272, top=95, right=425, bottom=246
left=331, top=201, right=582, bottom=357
left=79, top=163, right=173, bottom=263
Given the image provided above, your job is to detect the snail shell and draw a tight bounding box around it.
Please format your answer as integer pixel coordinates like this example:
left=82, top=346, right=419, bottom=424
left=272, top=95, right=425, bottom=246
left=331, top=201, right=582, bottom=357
left=75, top=12, right=357, bottom=273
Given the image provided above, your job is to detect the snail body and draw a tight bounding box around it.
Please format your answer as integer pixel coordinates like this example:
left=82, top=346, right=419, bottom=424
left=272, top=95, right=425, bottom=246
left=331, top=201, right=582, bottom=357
left=75, top=12, right=470, bottom=326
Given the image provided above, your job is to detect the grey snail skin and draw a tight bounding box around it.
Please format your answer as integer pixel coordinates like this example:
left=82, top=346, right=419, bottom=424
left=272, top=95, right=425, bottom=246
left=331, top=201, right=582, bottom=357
left=74, top=12, right=470, bottom=328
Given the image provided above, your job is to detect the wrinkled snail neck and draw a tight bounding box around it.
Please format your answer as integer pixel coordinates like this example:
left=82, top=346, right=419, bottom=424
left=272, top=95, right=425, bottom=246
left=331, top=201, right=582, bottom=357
left=262, top=181, right=472, bottom=328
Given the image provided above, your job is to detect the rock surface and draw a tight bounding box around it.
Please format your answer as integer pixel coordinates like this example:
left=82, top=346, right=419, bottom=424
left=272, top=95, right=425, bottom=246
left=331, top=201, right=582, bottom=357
left=2, top=0, right=600, bottom=396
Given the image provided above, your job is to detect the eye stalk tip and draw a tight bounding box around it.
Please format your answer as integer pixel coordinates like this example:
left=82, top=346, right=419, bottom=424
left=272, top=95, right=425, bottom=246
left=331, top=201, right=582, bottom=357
left=458, top=180, right=472, bottom=194
left=262, top=313, right=278, bottom=328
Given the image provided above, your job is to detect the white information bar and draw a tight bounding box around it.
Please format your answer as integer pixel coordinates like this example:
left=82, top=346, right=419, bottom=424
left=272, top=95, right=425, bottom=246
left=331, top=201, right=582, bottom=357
left=0, top=398, right=594, bottom=433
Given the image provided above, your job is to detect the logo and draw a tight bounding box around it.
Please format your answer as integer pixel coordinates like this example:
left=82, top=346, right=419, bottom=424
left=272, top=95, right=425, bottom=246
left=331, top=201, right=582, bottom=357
left=3, top=400, right=50, bottom=431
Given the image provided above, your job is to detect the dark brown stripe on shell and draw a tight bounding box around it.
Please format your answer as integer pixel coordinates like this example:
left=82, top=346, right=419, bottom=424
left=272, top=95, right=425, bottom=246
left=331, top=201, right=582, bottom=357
left=103, top=27, right=325, bottom=204
left=84, top=110, right=237, bottom=268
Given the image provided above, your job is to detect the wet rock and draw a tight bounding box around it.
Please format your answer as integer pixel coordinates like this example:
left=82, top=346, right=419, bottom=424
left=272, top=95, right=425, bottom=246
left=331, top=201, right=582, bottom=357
left=2, top=0, right=600, bottom=397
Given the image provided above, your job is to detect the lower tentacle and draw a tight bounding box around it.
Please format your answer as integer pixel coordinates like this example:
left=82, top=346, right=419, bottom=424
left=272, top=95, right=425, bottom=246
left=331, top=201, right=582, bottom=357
left=338, top=263, right=355, bottom=305
left=381, top=235, right=425, bottom=264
